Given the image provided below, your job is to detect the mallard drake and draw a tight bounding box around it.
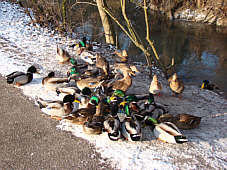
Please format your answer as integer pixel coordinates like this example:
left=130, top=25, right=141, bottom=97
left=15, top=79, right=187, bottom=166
left=158, top=113, right=201, bottom=130
left=168, top=73, right=184, bottom=96
left=114, top=49, right=128, bottom=63
left=63, top=96, right=99, bottom=125
left=121, top=115, right=142, bottom=141
left=83, top=102, right=105, bottom=135
left=6, top=65, right=39, bottom=87
left=36, top=94, right=75, bottom=120
left=153, top=122, right=188, bottom=144
left=72, top=37, right=93, bottom=55
left=56, top=46, right=76, bottom=65
left=96, top=54, right=109, bottom=75
left=103, top=115, right=121, bottom=141
left=42, top=72, right=70, bottom=91
left=201, top=80, right=219, bottom=91
left=149, top=74, right=162, bottom=96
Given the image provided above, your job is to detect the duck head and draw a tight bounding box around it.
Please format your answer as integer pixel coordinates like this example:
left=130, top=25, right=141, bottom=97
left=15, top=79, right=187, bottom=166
left=81, top=87, right=92, bottom=96
left=201, top=80, right=209, bottom=89
left=89, top=96, right=99, bottom=106
left=47, top=71, right=55, bottom=78
left=27, top=65, right=39, bottom=74
left=63, top=94, right=75, bottom=103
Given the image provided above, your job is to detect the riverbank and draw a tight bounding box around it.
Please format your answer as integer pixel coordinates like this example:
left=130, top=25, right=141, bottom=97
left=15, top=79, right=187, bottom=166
left=0, top=1, right=226, bottom=169
left=148, top=0, right=227, bottom=27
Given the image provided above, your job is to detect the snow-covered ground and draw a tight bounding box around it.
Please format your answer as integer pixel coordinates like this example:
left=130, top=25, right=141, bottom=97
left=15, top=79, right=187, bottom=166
left=0, top=1, right=226, bottom=169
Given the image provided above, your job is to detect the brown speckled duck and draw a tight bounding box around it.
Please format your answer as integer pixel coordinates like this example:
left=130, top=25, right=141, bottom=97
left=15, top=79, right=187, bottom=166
left=114, top=49, right=128, bottom=63
left=83, top=102, right=105, bottom=135
left=168, top=73, right=184, bottom=97
left=158, top=113, right=201, bottom=130
left=63, top=96, right=99, bottom=125
left=149, top=74, right=162, bottom=96
left=96, top=54, right=109, bottom=75
left=56, top=46, right=76, bottom=65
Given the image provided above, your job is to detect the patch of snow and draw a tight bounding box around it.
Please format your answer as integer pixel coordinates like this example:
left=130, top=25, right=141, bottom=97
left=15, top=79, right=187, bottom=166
left=0, top=1, right=226, bottom=170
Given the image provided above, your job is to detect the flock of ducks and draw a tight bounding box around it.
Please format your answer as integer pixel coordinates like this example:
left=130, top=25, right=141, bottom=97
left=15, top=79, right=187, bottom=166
left=6, top=37, right=205, bottom=144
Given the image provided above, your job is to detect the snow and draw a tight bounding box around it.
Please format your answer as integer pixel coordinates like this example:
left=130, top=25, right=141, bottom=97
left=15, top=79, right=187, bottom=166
left=0, top=1, right=227, bottom=170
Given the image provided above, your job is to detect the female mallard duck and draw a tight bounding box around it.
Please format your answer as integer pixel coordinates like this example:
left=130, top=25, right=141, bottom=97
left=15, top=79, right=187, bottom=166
left=113, top=63, right=139, bottom=76
left=149, top=74, right=162, bottom=96
left=103, top=115, right=121, bottom=141
left=42, top=72, right=70, bottom=91
left=96, top=54, right=109, bottom=75
left=121, top=115, right=142, bottom=141
left=63, top=96, right=99, bottom=125
left=83, top=102, right=105, bottom=135
left=56, top=46, right=76, bottom=65
left=6, top=65, right=39, bottom=87
left=168, top=73, right=184, bottom=97
left=108, top=69, right=133, bottom=92
left=153, top=122, right=188, bottom=144
left=76, top=75, right=105, bottom=90
left=201, top=80, right=219, bottom=91
left=36, top=94, right=75, bottom=120
left=114, top=49, right=128, bottom=63
left=158, top=113, right=201, bottom=130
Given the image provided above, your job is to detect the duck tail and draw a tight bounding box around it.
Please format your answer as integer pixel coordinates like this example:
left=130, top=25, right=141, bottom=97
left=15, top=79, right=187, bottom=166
left=7, top=77, right=14, bottom=84
left=130, top=134, right=142, bottom=141
left=175, top=135, right=188, bottom=144
left=108, top=131, right=121, bottom=141
left=36, top=100, right=45, bottom=109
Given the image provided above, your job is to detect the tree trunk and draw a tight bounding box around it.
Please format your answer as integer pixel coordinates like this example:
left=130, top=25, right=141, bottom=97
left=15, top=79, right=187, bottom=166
left=96, top=0, right=115, bottom=44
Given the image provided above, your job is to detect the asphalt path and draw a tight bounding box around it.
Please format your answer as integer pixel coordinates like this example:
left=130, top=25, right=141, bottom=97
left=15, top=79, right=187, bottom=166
left=0, top=75, right=113, bottom=170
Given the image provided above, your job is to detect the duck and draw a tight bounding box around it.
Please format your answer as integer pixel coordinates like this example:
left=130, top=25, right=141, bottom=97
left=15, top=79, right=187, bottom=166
left=158, top=113, right=201, bottom=130
left=67, top=66, right=80, bottom=80
left=63, top=96, right=99, bottom=125
left=83, top=102, right=105, bottom=135
left=113, top=63, right=139, bottom=76
left=114, top=49, right=128, bottom=63
left=121, top=115, right=142, bottom=141
left=76, top=75, right=106, bottom=90
left=168, top=73, right=184, bottom=97
left=201, top=80, right=219, bottom=91
left=103, top=115, right=121, bottom=141
left=78, top=50, right=97, bottom=65
left=95, top=54, right=109, bottom=75
left=108, top=69, right=133, bottom=92
left=42, top=72, right=70, bottom=91
left=6, top=65, right=39, bottom=87
left=153, top=122, right=188, bottom=144
left=149, top=74, right=162, bottom=96
left=72, top=37, right=93, bottom=55
left=56, top=46, right=76, bottom=65
left=36, top=94, right=75, bottom=120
